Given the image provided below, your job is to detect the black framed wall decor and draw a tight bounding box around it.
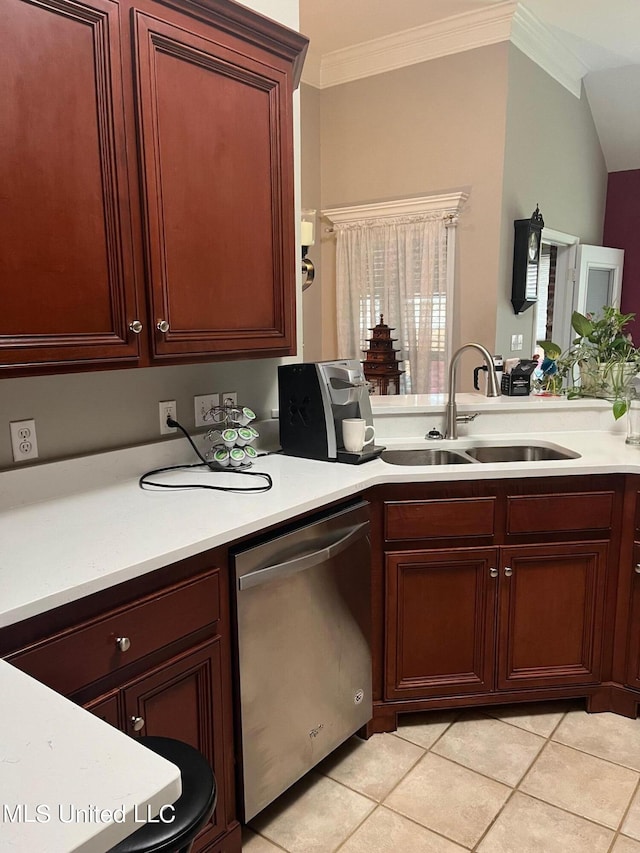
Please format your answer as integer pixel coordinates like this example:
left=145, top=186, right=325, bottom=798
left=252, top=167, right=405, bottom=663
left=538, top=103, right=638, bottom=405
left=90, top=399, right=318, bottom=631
left=511, top=205, right=545, bottom=314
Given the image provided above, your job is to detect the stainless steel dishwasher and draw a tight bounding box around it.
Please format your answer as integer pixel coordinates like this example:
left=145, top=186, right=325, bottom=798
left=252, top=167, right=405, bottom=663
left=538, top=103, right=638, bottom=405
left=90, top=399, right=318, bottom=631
left=232, top=500, right=372, bottom=821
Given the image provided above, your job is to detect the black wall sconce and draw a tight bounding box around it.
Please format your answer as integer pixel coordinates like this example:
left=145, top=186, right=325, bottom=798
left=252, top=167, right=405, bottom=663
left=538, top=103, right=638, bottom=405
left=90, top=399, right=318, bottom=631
left=301, top=208, right=315, bottom=291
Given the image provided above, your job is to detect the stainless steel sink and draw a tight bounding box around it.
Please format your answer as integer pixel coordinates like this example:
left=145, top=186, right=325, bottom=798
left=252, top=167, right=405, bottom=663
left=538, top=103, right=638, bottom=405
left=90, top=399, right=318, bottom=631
left=381, top=448, right=473, bottom=465
left=380, top=442, right=580, bottom=465
left=464, top=444, right=581, bottom=463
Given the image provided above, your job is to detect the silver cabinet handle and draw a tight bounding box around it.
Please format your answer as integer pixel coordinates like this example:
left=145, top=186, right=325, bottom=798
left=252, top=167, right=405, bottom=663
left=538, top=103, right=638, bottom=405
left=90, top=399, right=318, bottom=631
left=489, top=567, right=498, bottom=578
left=156, top=319, right=170, bottom=333
left=130, top=716, right=145, bottom=732
left=116, top=636, right=131, bottom=652
left=129, top=320, right=143, bottom=334
left=504, top=566, right=513, bottom=577
left=635, top=564, right=640, bottom=574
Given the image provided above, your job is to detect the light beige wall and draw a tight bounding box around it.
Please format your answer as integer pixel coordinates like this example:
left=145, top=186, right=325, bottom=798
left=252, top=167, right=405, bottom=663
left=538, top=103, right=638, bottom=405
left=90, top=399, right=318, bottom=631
left=496, top=45, right=607, bottom=358
left=0, top=0, right=301, bottom=470
left=316, top=44, right=510, bottom=370
left=300, top=83, right=323, bottom=361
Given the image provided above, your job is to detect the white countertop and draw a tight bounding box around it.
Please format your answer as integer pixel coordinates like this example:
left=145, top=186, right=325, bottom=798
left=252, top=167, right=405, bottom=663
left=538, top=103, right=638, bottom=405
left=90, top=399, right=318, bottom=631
left=1, top=415, right=638, bottom=630
left=0, top=660, right=181, bottom=852
left=1, top=396, right=639, bottom=852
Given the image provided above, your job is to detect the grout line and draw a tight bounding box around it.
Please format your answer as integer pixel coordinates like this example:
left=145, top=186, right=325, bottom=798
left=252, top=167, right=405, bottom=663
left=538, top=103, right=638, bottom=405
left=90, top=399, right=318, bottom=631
left=330, top=717, right=464, bottom=851
left=541, top=737, right=640, bottom=776
left=471, top=707, right=573, bottom=851
left=245, top=705, right=640, bottom=853
left=331, top=800, right=379, bottom=853
left=243, top=825, right=290, bottom=851
left=471, top=705, right=640, bottom=850
left=605, top=775, right=640, bottom=853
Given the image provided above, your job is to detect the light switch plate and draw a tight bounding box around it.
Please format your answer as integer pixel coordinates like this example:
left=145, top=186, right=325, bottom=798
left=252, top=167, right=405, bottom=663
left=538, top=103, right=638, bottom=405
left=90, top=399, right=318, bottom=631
left=194, top=394, right=220, bottom=428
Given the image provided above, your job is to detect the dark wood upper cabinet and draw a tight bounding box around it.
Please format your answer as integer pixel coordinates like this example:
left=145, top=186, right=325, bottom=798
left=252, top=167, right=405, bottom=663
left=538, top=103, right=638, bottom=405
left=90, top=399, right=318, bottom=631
left=0, top=0, right=140, bottom=370
left=134, top=9, right=297, bottom=359
left=0, top=0, right=307, bottom=375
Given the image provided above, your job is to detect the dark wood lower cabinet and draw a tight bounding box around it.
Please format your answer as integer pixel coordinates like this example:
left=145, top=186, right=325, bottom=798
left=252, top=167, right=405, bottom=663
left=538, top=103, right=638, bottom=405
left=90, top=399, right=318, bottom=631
left=386, top=541, right=608, bottom=702
left=3, top=559, right=240, bottom=853
left=625, top=543, right=640, bottom=690
left=374, top=476, right=627, bottom=732
left=498, top=543, right=607, bottom=690
left=121, top=640, right=226, bottom=850
left=386, top=548, right=497, bottom=699
left=85, top=689, right=121, bottom=728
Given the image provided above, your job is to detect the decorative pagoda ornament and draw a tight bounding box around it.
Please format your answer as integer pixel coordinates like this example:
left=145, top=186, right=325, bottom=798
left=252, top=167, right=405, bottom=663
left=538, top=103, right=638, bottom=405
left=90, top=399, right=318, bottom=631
left=362, top=314, right=404, bottom=395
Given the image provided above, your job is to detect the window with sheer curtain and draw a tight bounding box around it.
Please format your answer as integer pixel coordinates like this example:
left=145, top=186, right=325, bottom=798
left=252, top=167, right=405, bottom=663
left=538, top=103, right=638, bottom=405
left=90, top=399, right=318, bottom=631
left=329, top=198, right=464, bottom=394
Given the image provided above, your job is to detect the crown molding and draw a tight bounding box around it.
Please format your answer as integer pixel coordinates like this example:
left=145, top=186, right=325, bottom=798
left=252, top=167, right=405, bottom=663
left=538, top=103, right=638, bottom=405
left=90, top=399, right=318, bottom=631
left=323, top=193, right=469, bottom=226
left=510, top=5, right=588, bottom=98
left=306, top=1, right=588, bottom=98
left=318, top=1, right=517, bottom=89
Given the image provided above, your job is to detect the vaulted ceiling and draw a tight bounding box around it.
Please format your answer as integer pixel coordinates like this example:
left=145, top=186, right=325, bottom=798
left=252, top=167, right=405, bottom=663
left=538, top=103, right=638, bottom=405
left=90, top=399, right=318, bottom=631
left=300, top=0, right=640, bottom=172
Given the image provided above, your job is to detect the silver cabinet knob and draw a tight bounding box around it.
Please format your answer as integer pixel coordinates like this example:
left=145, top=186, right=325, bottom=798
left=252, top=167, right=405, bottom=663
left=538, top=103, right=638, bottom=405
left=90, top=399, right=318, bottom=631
left=635, top=564, right=640, bottom=574
left=129, top=320, right=143, bottom=334
left=489, top=567, right=498, bottom=578
left=504, top=567, right=513, bottom=577
left=156, top=319, right=170, bottom=333
left=116, top=636, right=131, bottom=652
left=130, top=716, right=145, bottom=732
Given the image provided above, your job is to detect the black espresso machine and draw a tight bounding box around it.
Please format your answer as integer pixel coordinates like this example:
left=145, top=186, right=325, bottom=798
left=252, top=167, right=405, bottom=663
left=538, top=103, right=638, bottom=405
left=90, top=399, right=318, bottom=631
left=278, top=360, right=385, bottom=464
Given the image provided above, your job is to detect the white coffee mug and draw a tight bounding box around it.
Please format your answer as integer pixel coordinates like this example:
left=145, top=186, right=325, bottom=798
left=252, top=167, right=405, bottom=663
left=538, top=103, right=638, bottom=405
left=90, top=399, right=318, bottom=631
left=342, top=418, right=375, bottom=453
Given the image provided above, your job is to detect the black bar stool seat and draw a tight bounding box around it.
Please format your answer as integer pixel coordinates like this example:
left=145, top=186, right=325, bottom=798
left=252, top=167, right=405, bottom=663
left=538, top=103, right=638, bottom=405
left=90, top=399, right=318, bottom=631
left=110, top=736, right=216, bottom=853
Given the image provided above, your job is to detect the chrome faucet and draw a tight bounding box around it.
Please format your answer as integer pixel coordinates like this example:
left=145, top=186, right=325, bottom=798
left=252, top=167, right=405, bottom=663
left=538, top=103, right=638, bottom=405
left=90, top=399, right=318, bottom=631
left=444, top=343, right=500, bottom=439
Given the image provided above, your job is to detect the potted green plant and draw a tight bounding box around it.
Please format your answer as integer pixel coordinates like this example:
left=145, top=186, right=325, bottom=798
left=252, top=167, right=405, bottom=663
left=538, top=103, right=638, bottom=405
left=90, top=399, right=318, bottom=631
left=537, top=306, right=640, bottom=419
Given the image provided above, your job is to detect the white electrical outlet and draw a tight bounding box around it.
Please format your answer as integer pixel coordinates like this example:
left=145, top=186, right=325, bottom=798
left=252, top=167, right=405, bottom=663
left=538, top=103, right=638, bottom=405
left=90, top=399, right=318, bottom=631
left=510, top=334, right=523, bottom=352
left=10, top=419, right=39, bottom=462
left=159, top=401, right=177, bottom=435
left=194, top=393, right=220, bottom=428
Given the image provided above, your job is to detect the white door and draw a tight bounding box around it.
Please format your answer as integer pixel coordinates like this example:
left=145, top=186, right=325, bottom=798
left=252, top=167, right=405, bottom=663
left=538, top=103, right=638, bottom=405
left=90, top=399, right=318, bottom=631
left=574, top=245, right=625, bottom=317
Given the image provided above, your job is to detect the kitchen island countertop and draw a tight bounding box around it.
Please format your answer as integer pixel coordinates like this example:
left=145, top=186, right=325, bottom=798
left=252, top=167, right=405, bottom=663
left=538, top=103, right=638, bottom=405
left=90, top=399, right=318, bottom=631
left=0, top=659, right=181, bottom=852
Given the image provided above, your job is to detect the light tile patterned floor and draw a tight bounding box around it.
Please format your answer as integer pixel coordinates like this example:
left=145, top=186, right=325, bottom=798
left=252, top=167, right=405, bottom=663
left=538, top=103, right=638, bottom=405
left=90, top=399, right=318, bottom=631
left=242, top=702, right=640, bottom=852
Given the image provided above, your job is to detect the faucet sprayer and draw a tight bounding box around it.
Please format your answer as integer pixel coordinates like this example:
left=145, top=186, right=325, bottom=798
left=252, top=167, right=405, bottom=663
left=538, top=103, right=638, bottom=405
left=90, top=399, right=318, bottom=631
left=444, top=343, right=500, bottom=439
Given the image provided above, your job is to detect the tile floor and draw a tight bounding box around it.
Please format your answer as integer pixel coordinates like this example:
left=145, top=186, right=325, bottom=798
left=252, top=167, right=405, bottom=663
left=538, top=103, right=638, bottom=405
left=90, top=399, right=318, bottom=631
left=242, top=701, right=640, bottom=852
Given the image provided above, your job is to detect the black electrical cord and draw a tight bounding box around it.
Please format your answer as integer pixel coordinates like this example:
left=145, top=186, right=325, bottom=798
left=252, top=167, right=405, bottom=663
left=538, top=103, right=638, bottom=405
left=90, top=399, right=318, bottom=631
left=139, top=416, right=273, bottom=493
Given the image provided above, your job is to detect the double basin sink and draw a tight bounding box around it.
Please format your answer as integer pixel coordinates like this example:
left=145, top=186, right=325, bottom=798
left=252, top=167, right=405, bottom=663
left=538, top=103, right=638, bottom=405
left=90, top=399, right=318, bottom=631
left=381, top=442, right=581, bottom=466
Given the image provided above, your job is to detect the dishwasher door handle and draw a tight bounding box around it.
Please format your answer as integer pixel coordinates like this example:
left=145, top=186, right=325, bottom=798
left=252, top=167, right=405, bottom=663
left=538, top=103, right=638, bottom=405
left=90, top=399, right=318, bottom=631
left=238, top=521, right=369, bottom=591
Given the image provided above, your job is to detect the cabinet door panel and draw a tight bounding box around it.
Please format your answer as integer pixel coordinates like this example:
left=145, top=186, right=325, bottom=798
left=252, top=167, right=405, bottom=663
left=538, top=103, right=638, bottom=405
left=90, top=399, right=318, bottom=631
left=625, top=544, right=640, bottom=689
left=85, top=689, right=120, bottom=728
left=134, top=12, right=295, bottom=360
left=0, top=0, right=139, bottom=368
left=386, top=549, right=498, bottom=699
left=498, top=543, right=607, bottom=689
left=123, top=639, right=226, bottom=847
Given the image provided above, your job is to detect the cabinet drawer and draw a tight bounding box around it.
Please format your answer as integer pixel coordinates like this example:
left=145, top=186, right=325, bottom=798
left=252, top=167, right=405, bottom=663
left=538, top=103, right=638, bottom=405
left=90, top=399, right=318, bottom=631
left=506, top=492, right=614, bottom=535
left=385, top=498, right=496, bottom=542
left=9, top=571, right=219, bottom=696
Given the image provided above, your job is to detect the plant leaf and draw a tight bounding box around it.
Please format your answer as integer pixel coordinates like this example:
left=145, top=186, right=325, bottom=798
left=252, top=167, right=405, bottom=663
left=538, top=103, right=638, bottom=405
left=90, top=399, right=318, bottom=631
left=571, top=311, right=593, bottom=338
left=536, top=340, right=562, bottom=359
left=613, top=399, right=627, bottom=420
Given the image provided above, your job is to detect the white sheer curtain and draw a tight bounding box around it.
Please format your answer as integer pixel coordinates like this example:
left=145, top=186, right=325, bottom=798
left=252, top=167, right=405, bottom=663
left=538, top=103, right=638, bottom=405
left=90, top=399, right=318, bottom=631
left=335, top=213, right=451, bottom=394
